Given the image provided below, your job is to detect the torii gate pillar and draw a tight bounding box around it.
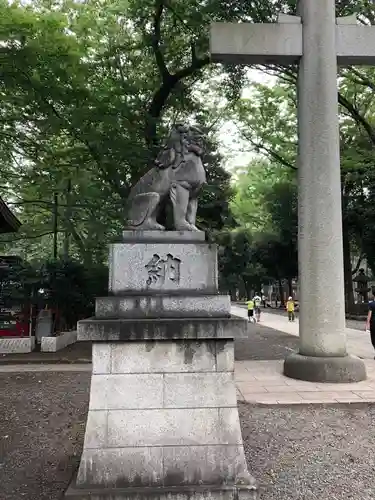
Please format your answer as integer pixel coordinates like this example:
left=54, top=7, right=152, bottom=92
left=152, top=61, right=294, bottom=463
left=211, top=0, right=375, bottom=382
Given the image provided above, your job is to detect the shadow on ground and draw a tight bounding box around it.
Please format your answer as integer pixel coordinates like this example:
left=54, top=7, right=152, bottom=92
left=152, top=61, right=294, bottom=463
left=235, top=323, right=300, bottom=361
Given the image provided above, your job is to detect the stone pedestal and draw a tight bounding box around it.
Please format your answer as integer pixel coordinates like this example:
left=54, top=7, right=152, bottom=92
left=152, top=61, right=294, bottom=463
left=66, top=232, right=256, bottom=500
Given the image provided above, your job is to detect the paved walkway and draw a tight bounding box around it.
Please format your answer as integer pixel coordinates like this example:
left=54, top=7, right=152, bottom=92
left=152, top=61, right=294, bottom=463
left=230, top=304, right=375, bottom=404
left=231, top=304, right=374, bottom=360
left=236, top=359, right=375, bottom=404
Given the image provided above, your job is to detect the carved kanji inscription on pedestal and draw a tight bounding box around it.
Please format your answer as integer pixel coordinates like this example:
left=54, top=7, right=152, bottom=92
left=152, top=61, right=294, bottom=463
left=145, top=254, right=181, bottom=286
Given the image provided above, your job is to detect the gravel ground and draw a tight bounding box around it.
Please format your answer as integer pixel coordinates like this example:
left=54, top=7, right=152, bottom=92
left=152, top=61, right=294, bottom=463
left=0, top=372, right=89, bottom=500
left=240, top=402, right=375, bottom=499
left=1, top=373, right=375, bottom=500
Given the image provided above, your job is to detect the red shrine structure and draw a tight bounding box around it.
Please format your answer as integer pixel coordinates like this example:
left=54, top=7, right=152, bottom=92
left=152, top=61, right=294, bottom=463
left=0, top=198, right=26, bottom=337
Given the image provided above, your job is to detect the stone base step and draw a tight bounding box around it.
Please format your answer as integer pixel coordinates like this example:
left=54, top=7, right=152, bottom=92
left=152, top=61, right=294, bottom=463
left=77, top=316, right=246, bottom=342
left=65, top=482, right=257, bottom=500
left=95, top=294, right=231, bottom=319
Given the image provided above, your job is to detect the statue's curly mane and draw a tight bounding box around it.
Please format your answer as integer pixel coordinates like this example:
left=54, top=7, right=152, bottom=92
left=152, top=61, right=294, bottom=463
left=155, top=123, right=203, bottom=171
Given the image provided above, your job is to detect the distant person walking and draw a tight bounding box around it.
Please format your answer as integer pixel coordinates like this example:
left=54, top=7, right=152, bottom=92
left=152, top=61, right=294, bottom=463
left=253, top=294, right=262, bottom=322
left=246, top=298, right=255, bottom=323
left=366, top=292, right=375, bottom=358
left=286, top=296, right=295, bottom=322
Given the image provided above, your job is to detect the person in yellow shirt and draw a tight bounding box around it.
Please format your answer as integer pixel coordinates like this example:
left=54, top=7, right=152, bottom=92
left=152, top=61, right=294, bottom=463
left=286, top=296, right=295, bottom=322
left=246, top=299, right=255, bottom=323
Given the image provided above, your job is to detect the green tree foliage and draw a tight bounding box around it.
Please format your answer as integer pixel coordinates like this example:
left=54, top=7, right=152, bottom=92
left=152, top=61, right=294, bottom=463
left=36, top=259, right=108, bottom=329
left=217, top=229, right=266, bottom=299
left=223, top=160, right=297, bottom=298
left=0, top=256, right=108, bottom=331
left=231, top=159, right=294, bottom=230
left=231, top=39, right=375, bottom=308
left=1, top=0, right=252, bottom=261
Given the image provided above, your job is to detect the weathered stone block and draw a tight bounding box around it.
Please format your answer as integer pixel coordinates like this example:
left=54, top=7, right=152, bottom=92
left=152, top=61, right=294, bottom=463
left=41, top=330, right=77, bottom=352
left=218, top=408, right=243, bottom=446
left=82, top=410, right=107, bottom=449
left=111, top=341, right=216, bottom=374
left=0, top=336, right=35, bottom=353
left=89, top=374, right=163, bottom=410
left=216, top=340, right=234, bottom=372
left=162, top=445, right=254, bottom=486
left=95, top=294, right=231, bottom=319
left=108, top=242, right=218, bottom=294
left=107, top=408, right=236, bottom=447
left=163, top=372, right=236, bottom=408
left=77, top=317, right=246, bottom=342
left=76, top=447, right=164, bottom=487
left=92, top=344, right=111, bottom=374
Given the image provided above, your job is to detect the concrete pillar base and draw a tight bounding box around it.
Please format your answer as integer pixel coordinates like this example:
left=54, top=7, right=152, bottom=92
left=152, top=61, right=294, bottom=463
left=284, top=352, right=367, bottom=383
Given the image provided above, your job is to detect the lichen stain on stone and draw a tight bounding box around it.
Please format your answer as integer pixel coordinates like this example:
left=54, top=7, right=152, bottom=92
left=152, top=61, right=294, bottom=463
left=145, top=340, right=157, bottom=352
left=206, top=341, right=216, bottom=357
left=163, top=469, right=209, bottom=487
left=182, top=342, right=196, bottom=365
left=163, top=470, right=186, bottom=486
left=113, top=472, right=162, bottom=488
left=215, top=340, right=228, bottom=354
left=114, top=299, right=120, bottom=317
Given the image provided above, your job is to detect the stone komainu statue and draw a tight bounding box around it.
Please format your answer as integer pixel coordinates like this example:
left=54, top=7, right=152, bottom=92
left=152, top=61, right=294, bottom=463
left=125, top=123, right=207, bottom=231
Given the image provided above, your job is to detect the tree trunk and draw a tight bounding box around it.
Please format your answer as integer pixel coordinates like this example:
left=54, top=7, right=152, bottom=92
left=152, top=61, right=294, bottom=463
left=241, top=277, right=250, bottom=300
left=52, top=192, right=58, bottom=260
left=278, top=278, right=285, bottom=306
left=63, top=178, right=72, bottom=260
left=343, top=218, right=355, bottom=312
left=287, top=277, right=293, bottom=298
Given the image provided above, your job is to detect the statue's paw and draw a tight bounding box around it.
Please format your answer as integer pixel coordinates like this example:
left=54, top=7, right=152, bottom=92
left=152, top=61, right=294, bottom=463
left=175, top=222, right=195, bottom=231
left=142, top=221, right=165, bottom=230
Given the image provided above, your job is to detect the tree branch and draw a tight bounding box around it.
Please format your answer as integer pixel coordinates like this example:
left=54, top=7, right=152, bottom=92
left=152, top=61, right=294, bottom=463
left=239, top=128, right=296, bottom=170
left=173, top=55, right=210, bottom=81
left=64, top=219, right=88, bottom=259
left=338, top=92, right=375, bottom=144
left=151, top=0, right=170, bottom=81
left=145, top=0, right=210, bottom=151
left=346, top=67, right=375, bottom=92
left=0, top=230, right=63, bottom=243
left=145, top=53, right=210, bottom=150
